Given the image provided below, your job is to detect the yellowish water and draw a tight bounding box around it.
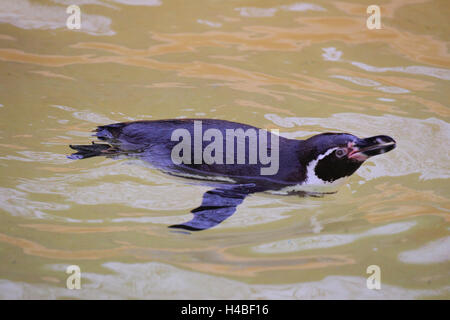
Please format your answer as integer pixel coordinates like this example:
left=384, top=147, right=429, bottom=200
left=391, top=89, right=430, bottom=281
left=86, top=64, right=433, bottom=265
left=0, top=0, right=449, bottom=299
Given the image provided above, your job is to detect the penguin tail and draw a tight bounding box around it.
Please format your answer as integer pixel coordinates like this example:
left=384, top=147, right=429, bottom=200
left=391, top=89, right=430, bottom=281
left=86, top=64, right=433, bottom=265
left=68, top=142, right=115, bottom=160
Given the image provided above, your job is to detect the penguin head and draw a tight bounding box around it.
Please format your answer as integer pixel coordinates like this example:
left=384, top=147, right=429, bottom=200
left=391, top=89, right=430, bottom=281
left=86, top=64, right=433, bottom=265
left=304, top=133, right=396, bottom=184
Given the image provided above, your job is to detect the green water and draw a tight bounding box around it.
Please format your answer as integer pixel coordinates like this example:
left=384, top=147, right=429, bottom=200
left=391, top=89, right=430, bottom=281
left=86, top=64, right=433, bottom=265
left=0, top=0, right=448, bottom=299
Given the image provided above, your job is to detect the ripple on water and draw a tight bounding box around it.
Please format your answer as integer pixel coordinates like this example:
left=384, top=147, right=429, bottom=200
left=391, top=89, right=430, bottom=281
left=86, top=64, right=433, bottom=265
left=0, top=262, right=446, bottom=299
left=253, top=221, right=416, bottom=253
left=265, top=113, right=450, bottom=180
left=398, top=236, right=450, bottom=265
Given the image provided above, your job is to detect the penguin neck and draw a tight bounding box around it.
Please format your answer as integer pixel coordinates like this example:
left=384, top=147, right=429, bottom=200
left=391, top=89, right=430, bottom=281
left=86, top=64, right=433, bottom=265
left=301, top=147, right=348, bottom=191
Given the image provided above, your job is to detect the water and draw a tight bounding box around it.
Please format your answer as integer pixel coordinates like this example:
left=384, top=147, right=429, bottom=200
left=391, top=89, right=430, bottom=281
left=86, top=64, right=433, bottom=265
left=0, top=0, right=449, bottom=299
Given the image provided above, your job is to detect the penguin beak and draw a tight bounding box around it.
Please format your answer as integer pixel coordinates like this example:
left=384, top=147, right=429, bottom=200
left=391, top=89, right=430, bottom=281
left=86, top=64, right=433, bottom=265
left=348, top=135, right=396, bottom=160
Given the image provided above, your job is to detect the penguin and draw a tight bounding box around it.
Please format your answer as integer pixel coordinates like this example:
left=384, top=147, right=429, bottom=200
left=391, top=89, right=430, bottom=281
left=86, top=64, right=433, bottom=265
left=68, top=119, right=396, bottom=231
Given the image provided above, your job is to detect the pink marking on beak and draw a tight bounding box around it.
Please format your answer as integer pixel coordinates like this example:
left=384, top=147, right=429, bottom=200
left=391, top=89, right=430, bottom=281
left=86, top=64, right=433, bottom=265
left=347, top=142, right=368, bottom=161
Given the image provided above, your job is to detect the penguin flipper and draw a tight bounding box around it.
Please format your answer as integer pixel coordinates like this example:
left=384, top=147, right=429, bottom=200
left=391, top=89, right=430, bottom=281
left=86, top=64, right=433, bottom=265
left=169, top=187, right=250, bottom=231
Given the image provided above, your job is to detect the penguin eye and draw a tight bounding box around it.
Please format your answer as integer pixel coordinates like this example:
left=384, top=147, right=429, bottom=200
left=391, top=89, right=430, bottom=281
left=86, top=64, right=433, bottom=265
left=335, top=148, right=347, bottom=158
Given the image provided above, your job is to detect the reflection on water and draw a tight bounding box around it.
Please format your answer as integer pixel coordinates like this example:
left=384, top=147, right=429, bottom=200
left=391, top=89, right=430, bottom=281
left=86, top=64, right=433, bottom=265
left=1, top=262, right=446, bottom=299
left=266, top=113, right=450, bottom=180
left=398, top=236, right=450, bottom=264
left=0, top=0, right=449, bottom=299
left=253, top=221, right=417, bottom=253
left=0, top=0, right=114, bottom=35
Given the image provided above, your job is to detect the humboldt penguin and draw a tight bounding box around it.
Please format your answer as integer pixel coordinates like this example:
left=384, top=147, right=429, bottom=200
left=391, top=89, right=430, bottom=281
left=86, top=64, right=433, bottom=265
left=68, top=119, right=396, bottom=231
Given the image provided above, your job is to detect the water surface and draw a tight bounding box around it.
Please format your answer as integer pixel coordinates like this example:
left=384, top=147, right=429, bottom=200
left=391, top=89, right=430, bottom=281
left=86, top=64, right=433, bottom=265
left=0, top=0, right=449, bottom=299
